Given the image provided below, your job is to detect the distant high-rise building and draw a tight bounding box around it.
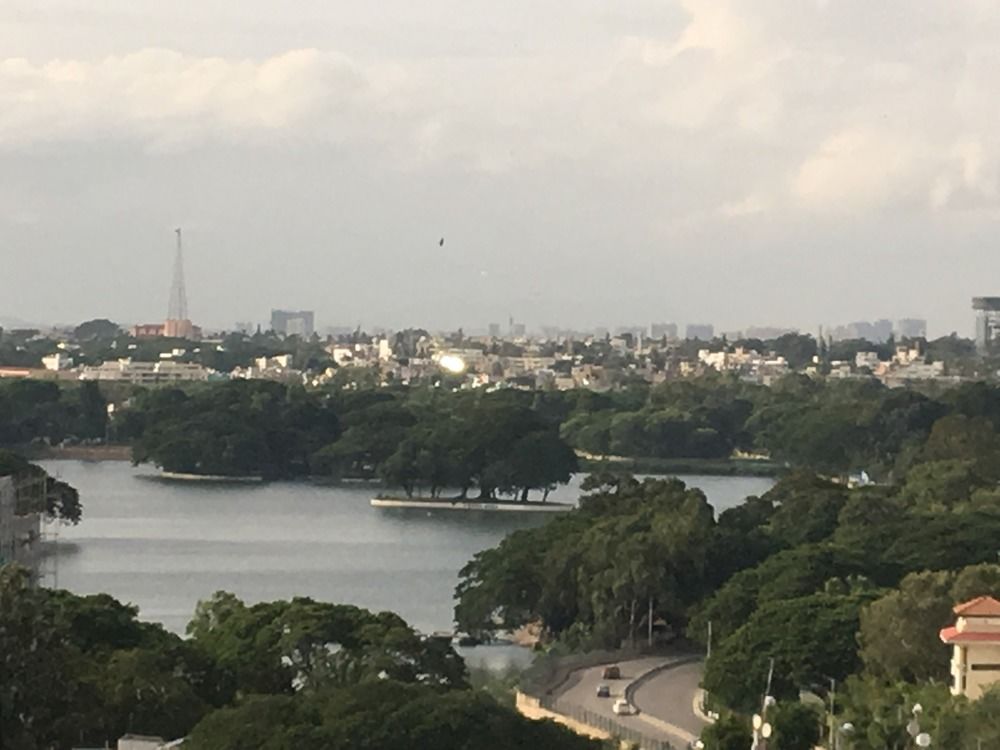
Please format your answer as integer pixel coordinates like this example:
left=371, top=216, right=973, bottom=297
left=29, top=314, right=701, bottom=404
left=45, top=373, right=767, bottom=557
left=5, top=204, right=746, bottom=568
left=973, top=297, right=1000, bottom=353
left=829, top=319, right=892, bottom=343
left=511, top=323, right=526, bottom=337
left=745, top=326, right=797, bottom=340
left=616, top=325, right=645, bottom=338
left=650, top=322, right=678, bottom=340
left=685, top=324, right=714, bottom=340
left=488, top=323, right=501, bottom=337
left=872, top=319, right=893, bottom=343
left=895, top=318, right=928, bottom=340
left=271, top=310, right=315, bottom=338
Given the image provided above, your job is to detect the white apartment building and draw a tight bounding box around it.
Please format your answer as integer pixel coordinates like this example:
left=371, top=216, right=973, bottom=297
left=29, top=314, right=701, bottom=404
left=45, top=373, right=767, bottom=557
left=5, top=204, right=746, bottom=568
left=79, top=359, right=210, bottom=384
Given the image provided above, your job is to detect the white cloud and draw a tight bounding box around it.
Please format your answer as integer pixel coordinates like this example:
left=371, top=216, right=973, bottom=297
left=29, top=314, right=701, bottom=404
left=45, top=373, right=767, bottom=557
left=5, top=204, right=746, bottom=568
left=792, top=129, right=925, bottom=212
left=0, top=49, right=377, bottom=149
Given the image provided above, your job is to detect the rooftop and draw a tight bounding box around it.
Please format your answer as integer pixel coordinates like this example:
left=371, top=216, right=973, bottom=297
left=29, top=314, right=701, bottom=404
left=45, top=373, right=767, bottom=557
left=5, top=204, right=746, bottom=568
left=939, top=626, right=1000, bottom=644
left=953, top=595, right=1000, bottom=617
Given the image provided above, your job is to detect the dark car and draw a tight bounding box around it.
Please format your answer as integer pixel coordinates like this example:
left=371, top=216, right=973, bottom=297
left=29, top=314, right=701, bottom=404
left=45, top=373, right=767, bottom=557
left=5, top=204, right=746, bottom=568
left=596, top=684, right=611, bottom=698
left=602, top=665, right=621, bottom=680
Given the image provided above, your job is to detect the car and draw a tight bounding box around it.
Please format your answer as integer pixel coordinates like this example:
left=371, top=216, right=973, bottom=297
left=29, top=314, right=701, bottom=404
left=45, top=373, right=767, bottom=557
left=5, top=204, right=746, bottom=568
left=602, top=665, right=621, bottom=680
left=612, top=698, right=637, bottom=716
left=596, top=684, right=611, bottom=698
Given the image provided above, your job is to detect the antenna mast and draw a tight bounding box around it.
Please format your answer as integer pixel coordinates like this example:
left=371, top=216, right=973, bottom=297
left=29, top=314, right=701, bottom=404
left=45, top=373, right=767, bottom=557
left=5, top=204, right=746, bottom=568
left=168, top=228, right=189, bottom=322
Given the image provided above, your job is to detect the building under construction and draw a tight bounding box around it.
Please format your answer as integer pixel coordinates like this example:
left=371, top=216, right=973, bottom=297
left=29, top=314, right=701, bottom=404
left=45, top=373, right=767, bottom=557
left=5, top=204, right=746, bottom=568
left=0, top=466, right=48, bottom=582
left=973, top=297, right=1000, bottom=353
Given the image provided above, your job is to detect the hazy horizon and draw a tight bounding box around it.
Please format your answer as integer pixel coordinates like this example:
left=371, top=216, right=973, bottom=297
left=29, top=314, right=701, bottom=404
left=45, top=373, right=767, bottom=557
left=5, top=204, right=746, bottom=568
left=3, top=2, right=1000, bottom=337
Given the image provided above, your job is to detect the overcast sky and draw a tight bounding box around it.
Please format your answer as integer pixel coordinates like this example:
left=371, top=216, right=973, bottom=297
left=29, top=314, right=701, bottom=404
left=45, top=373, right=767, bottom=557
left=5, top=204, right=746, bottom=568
left=2, top=1, right=999, bottom=336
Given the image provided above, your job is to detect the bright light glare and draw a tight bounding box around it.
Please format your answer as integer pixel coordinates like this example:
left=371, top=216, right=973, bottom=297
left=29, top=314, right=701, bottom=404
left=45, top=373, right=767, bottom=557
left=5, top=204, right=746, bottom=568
left=439, top=355, right=467, bottom=374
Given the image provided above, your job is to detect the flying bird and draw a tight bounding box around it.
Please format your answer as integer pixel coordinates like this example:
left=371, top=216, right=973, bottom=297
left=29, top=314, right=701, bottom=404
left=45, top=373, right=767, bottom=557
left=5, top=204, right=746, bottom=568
left=439, top=237, right=445, bottom=247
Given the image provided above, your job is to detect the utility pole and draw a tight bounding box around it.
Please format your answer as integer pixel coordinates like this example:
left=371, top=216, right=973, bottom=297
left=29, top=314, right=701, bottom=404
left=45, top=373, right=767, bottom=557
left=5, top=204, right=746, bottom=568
left=647, top=596, right=653, bottom=647
left=828, top=677, right=836, bottom=750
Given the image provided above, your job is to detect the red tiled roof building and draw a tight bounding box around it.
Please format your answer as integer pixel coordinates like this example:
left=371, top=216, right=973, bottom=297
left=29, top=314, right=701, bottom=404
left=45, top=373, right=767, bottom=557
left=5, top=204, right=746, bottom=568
left=940, top=595, right=1000, bottom=700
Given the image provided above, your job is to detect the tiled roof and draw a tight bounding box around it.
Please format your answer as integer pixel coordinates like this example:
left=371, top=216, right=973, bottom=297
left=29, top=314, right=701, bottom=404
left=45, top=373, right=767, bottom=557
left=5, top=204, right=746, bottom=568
left=940, top=626, right=1000, bottom=644
left=953, top=596, right=1000, bottom=617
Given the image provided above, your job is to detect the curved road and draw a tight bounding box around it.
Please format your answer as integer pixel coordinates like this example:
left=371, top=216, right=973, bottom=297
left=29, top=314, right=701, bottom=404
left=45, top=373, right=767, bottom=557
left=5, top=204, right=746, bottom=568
left=554, top=656, right=707, bottom=748
left=630, top=660, right=708, bottom=744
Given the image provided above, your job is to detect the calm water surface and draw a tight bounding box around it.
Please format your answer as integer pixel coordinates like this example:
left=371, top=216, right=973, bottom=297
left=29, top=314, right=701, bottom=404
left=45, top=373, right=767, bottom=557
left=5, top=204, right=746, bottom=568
left=41, top=461, right=773, bottom=663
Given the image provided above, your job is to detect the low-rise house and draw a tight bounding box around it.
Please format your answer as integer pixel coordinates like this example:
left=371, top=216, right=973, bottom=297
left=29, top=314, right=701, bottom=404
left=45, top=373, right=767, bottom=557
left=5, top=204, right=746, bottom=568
left=941, top=596, right=1000, bottom=700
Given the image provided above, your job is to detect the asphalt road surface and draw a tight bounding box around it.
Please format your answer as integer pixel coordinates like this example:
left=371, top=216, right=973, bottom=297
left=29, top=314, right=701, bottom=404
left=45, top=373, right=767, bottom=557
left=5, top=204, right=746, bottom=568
left=555, top=656, right=706, bottom=748
left=630, top=660, right=708, bottom=741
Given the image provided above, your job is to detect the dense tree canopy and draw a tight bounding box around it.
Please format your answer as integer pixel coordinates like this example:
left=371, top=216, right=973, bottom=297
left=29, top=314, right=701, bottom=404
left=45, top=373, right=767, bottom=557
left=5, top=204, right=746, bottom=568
left=125, top=382, right=578, bottom=497
left=0, top=566, right=227, bottom=750
left=3, top=570, right=592, bottom=750
left=0, top=379, right=107, bottom=445
left=456, top=476, right=717, bottom=647
left=186, top=681, right=602, bottom=750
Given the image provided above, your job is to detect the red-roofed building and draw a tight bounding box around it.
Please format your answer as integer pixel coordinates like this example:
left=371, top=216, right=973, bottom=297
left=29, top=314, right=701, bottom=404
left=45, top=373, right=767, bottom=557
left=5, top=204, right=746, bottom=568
left=941, top=595, right=1000, bottom=699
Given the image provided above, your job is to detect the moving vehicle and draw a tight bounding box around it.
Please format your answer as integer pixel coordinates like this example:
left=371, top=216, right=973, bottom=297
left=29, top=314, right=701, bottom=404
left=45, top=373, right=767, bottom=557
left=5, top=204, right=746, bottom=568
left=613, top=698, right=637, bottom=716
left=602, top=665, right=621, bottom=679
left=596, top=684, right=611, bottom=698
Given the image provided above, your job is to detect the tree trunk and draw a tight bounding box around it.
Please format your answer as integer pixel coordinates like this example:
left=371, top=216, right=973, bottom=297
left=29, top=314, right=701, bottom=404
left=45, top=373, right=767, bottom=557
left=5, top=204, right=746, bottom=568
left=520, top=487, right=529, bottom=502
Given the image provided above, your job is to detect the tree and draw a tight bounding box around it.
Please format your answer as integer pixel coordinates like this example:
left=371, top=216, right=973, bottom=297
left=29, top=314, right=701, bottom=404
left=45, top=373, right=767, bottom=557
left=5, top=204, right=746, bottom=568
left=700, top=714, right=751, bottom=750
left=457, top=477, right=717, bottom=647
left=185, top=681, right=603, bottom=750
left=188, top=592, right=467, bottom=695
left=771, top=702, right=821, bottom=750
left=703, top=593, right=869, bottom=712
left=765, top=472, right=848, bottom=547
left=859, top=565, right=1000, bottom=682
left=73, top=318, right=121, bottom=341
left=0, top=566, right=86, bottom=750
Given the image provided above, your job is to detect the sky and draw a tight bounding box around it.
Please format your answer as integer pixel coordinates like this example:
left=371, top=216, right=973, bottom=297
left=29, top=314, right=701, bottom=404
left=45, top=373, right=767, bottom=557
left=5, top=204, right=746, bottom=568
left=2, top=1, right=1000, bottom=337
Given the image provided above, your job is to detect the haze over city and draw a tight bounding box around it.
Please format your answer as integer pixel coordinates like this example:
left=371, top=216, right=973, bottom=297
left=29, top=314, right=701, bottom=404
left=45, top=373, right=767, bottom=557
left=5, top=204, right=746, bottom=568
left=3, top=1, right=1000, bottom=335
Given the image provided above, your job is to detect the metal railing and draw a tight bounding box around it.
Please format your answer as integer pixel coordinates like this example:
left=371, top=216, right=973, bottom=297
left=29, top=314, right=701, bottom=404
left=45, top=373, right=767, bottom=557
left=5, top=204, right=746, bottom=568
left=541, top=696, right=675, bottom=750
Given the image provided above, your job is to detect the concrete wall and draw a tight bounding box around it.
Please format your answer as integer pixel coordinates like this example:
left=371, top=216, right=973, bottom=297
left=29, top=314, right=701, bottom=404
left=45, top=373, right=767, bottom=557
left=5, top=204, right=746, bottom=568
left=967, top=642, right=1000, bottom=700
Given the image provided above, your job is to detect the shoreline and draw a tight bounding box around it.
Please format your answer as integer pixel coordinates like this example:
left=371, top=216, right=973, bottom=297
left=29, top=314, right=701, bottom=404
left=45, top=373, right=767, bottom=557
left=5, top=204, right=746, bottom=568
left=26, top=447, right=780, bottom=481
left=156, top=471, right=265, bottom=484
left=21, top=444, right=132, bottom=461
left=579, top=456, right=782, bottom=477
left=371, top=496, right=573, bottom=513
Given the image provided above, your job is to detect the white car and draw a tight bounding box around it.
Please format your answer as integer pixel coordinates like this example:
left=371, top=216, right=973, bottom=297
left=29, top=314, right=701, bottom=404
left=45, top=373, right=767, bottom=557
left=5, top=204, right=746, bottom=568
left=613, top=698, right=637, bottom=716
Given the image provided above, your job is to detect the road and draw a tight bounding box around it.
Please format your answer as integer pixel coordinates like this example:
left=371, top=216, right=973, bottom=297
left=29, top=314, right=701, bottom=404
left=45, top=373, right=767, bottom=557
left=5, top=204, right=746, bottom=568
left=630, top=660, right=708, bottom=742
left=554, top=656, right=706, bottom=748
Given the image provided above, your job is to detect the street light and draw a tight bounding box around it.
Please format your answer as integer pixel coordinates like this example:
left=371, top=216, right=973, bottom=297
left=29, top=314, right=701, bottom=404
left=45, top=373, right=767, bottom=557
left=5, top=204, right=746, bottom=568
left=837, top=721, right=855, bottom=750
left=751, top=708, right=774, bottom=750
left=906, top=703, right=932, bottom=748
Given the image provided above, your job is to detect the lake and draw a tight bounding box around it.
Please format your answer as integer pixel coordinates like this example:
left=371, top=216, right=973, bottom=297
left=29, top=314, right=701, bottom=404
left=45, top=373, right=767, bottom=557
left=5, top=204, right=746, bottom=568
left=39, top=461, right=773, bottom=665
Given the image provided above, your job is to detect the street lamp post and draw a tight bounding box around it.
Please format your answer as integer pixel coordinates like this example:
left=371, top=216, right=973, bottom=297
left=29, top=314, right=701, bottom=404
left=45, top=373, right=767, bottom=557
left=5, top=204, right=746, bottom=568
left=906, top=703, right=932, bottom=748
left=750, top=658, right=775, bottom=750
left=838, top=721, right=855, bottom=750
